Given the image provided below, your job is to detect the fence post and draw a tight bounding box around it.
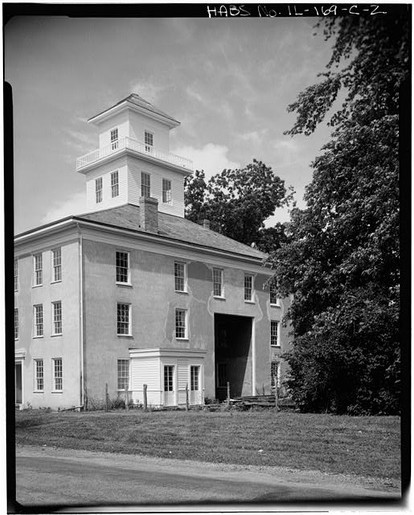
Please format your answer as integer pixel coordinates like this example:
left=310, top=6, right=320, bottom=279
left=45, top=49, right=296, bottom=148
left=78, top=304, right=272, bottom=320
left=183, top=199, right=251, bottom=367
left=105, top=383, right=109, bottom=412
left=274, top=383, right=279, bottom=412
left=143, top=384, right=148, bottom=412
left=125, top=387, right=129, bottom=411
left=185, top=383, right=189, bottom=411
left=226, top=382, right=230, bottom=404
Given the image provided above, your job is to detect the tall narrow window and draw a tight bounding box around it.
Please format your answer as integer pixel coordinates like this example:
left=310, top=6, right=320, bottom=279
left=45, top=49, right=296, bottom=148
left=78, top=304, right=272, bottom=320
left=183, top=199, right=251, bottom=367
left=175, top=309, right=187, bottom=339
left=117, top=359, right=129, bottom=390
left=141, top=172, right=151, bottom=197
left=14, top=308, right=19, bottom=340
left=190, top=366, right=200, bottom=391
left=34, top=359, right=44, bottom=391
left=52, top=248, right=62, bottom=282
left=144, top=131, right=153, bottom=152
left=162, top=179, right=172, bottom=204
left=95, top=177, right=103, bottom=203
left=34, top=304, right=43, bottom=337
left=53, top=358, right=63, bottom=391
left=164, top=365, right=174, bottom=392
left=52, top=301, right=62, bottom=335
left=174, top=262, right=186, bottom=292
left=244, top=274, right=253, bottom=301
left=116, top=251, right=129, bottom=283
left=33, top=254, right=42, bottom=286
left=110, top=128, right=118, bottom=150
left=14, top=258, right=18, bottom=292
left=111, top=171, right=119, bottom=198
left=117, top=303, right=131, bottom=335
left=213, top=268, right=223, bottom=297
left=270, top=282, right=279, bottom=306
left=270, top=321, right=280, bottom=347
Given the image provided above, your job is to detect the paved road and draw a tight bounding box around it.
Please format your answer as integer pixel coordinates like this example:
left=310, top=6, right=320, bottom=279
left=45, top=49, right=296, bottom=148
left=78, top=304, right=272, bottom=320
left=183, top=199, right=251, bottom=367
left=15, top=446, right=399, bottom=510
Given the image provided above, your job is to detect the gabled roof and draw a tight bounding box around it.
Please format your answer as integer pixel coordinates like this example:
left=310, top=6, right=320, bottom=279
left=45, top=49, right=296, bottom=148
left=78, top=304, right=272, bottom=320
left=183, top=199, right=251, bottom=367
left=88, top=94, right=180, bottom=128
left=77, top=204, right=267, bottom=261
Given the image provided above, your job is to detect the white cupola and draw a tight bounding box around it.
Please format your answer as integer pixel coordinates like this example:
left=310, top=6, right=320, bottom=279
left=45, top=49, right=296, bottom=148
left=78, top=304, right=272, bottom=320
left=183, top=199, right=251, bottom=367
left=76, top=94, right=193, bottom=217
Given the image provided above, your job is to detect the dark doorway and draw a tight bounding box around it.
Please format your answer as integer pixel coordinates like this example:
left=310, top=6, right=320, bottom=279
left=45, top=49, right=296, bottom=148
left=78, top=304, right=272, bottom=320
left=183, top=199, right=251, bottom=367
left=15, top=362, right=22, bottom=404
left=214, top=314, right=252, bottom=401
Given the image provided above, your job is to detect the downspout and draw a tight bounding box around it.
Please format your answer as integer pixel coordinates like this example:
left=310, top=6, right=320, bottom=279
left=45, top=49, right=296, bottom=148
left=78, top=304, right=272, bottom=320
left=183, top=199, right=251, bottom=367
left=77, top=224, right=85, bottom=408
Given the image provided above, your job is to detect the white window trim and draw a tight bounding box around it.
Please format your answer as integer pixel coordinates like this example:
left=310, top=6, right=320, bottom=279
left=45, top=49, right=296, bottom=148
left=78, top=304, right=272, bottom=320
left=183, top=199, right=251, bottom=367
left=95, top=177, right=103, bottom=203
left=117, top=358, right=130, bottom=391
left=213, top=268, right=225, bottom=299
left=51, top=248, right=62, bottom=283
left=244, top=274, right=254, bottom=303
left=34, top=359, right=44, bottom=393
left=33, top=304, right=44, bottom=338
left=51, top=301, right=62, bottom=336
left=116, top=250, right=131, bottom=286
left=33, top=254, right=43, bottom=287
left=175, top=308, right=188, bottom=340
left=270, top=321, right=281, bottom=347
left=141, top=171, right=151, bottom=198
left=52, top=358, right=63, bottom=393
left=117, top=303, right=132, bottom=337
left=144, top=130, right=154, bottom=152
left=174, top=261, right=188, bottom=293
left=110, top=127, right=119, bottom=150
left=162, top=178, right=172, bottom=204
left=111, top=170, right=119, bottom=198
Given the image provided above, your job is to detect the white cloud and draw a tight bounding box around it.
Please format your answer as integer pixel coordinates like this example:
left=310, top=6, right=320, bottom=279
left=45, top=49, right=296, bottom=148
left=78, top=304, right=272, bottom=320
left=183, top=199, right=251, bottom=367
left=239, top=129, right=268, bottom=145
left=41, top=191, right=87, bottom=225
left=128, top=79, right=167, bottom=105
left=173, top=143, right=240, bottom=179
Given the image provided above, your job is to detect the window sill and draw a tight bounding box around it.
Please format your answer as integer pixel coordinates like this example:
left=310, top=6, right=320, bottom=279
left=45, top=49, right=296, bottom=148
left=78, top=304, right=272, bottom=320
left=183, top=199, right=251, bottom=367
left=271, top=345, right=281, bottom=348
left=32, top=284, right=43, bottom=288
left=244, top=300, right=255, bottom=304
left=51, top=280, right=62, bottom=285
left=117, top=334, right=133, bottom=338
left=176, top=337, right=189, bottom=341
left=270, top=303, right=281, bottom=308
left=213, top=296, right=226, bottom=301
left=33, top=391, right=44, bottom=394
left=51, top=333, right=62, bottom=338
left=116, top=282, right=133, bottom=288
left=33, top=335, right=44, bottom=339
left=52, top=391, right=63, bottom=394
left=175, top=290, right=188, bottom=295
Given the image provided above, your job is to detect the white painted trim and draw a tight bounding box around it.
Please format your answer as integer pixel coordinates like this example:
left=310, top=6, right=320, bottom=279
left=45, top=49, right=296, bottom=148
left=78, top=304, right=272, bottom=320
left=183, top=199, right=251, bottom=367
left=251, top=318, right=256, bottom=396
left=129, top=348, right=207, bottom=359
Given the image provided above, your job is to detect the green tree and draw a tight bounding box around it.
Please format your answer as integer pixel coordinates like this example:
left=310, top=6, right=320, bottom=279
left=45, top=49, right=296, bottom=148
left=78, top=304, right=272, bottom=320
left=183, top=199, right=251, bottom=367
left=269, top=12, right=408, bottom=414
left=184, top=160, right=290, bottom=249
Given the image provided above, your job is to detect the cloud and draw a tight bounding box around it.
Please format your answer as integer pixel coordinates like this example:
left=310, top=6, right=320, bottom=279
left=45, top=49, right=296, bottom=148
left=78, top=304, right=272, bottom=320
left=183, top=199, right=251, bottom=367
left=63, top=128, right=96, bottom=155
left=173, top=143, right=240, bottom=179
left=239, top=129, right=268, bottom=145
left=128, top=79, right=168, bottom=105
left=41, top=191, right=87, bottom=225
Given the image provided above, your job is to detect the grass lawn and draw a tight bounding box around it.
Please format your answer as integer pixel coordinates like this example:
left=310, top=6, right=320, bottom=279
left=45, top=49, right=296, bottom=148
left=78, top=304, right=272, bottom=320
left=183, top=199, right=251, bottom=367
left=15, top=409, right=400, bottom=481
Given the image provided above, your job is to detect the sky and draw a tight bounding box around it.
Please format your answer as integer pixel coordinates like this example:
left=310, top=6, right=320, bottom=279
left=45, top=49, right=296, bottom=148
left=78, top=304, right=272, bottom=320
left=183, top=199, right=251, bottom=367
left=5, top=14, right=335, bottom=235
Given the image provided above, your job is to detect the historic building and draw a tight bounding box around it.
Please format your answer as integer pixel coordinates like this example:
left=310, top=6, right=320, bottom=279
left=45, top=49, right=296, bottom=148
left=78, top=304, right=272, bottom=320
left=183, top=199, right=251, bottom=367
left=14, top=94, right=291, bottom=409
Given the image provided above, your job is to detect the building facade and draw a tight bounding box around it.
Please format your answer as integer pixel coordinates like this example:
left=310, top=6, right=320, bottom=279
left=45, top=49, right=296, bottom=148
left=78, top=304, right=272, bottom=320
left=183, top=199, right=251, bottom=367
left=14, top=94, right=291, bottom=410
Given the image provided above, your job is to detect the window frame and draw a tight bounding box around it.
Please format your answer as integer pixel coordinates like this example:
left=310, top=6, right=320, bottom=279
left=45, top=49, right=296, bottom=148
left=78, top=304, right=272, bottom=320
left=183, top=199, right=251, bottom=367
left=14, top=308, right=19, bottom=340
left=269, top=283, right=280, bottom=306
left=164, top=365, right=174, bottom=392
left=33, top=253, right=43, bottom=287
left=117, top=303, right=131, bottom=336
left=34, top=359, right=44, bottom=392
left=117, top=359, right=130, bottom=391
left=174, top=261, right=187, bottom=293
left=213, top=268, right=224, bottom=298
left=110, top=127, right=119, bottom=150
left=162, top=178, right=172, bottom=204
left=244, top=274, right=254, bottom=302
left=175, top=308, right=188, bottom=340
left=52, top=358, right=63, bottom=392
left=52, top=248, right=62, bottom=283
left=33, top=304, right=44, bottom=338
left=52, top=301, right=62, bottom=336
left=190, top=365, right=200, bottom=392
left=116, top=251, right=130, bottom=285
left=141, top=172, right=151, bottom=198
left=95, top=177, right=103, bottom=203
left=144, top=131, right=154, bottom=152
left=270, top=320, right=281, bottom=347
left=111, top=170, right=119, bottom=198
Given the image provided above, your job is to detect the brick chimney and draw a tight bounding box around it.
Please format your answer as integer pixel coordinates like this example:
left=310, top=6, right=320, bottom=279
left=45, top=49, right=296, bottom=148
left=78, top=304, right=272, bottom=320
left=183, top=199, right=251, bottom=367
left=140, top=196, right=158, bottom=233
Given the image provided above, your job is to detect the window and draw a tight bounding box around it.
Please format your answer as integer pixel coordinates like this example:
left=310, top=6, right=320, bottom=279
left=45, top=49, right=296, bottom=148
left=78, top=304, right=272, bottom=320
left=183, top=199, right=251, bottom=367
left=270, top=282, right=279, bottom=306
left=175, top=309, right=187, bottom=339
left=271, top=321, right=280, bottom=347
left=53, top=358, right=63, bottom=391
left=141, top=172, right=151, bottom=198
left=117, top=303, right=131, bottom=335
left=95, top=177, right=103, bottom=203
left=217, top=363, right=228, bottom=388
left=33, top=254, right=42, bottom=286
left=111, top=128, right=118, bottom=150
left=164, top=365, right=174, bottom=392
left=144, top=131, right=153, bottom=152
left=162, top=179, right=172, bottom=204
left=14, top=308, right=19, bottom=340
left=116, top=251, right=129, bottom=283
left=52, top=248, right=62, bottom=282
left=14, top=258, right=18, bottom=291
left=174, top=262, right=186, bottom=292
left=117, top=359, right=129, bottom=390
left=190, top=366, right=200, bottom=391
left=52, top=301, right=62, bottom=335
left=34, top=304, right=43, bottom=337
left=34, top=360, right=44, bottom=391
left=213, top=268, right=223, bottom=297
left=244, top=274, right=253, bottom=301
left=111, top=171, right=119, bottom=198
left=271, top=361, right=281, bottom=389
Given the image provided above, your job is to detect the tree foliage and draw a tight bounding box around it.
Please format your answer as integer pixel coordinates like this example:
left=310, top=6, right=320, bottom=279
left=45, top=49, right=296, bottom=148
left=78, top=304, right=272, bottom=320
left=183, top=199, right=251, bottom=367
left=185, top=160, right=290, bottom=249
left=269, top=13, right=408, bottom=414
